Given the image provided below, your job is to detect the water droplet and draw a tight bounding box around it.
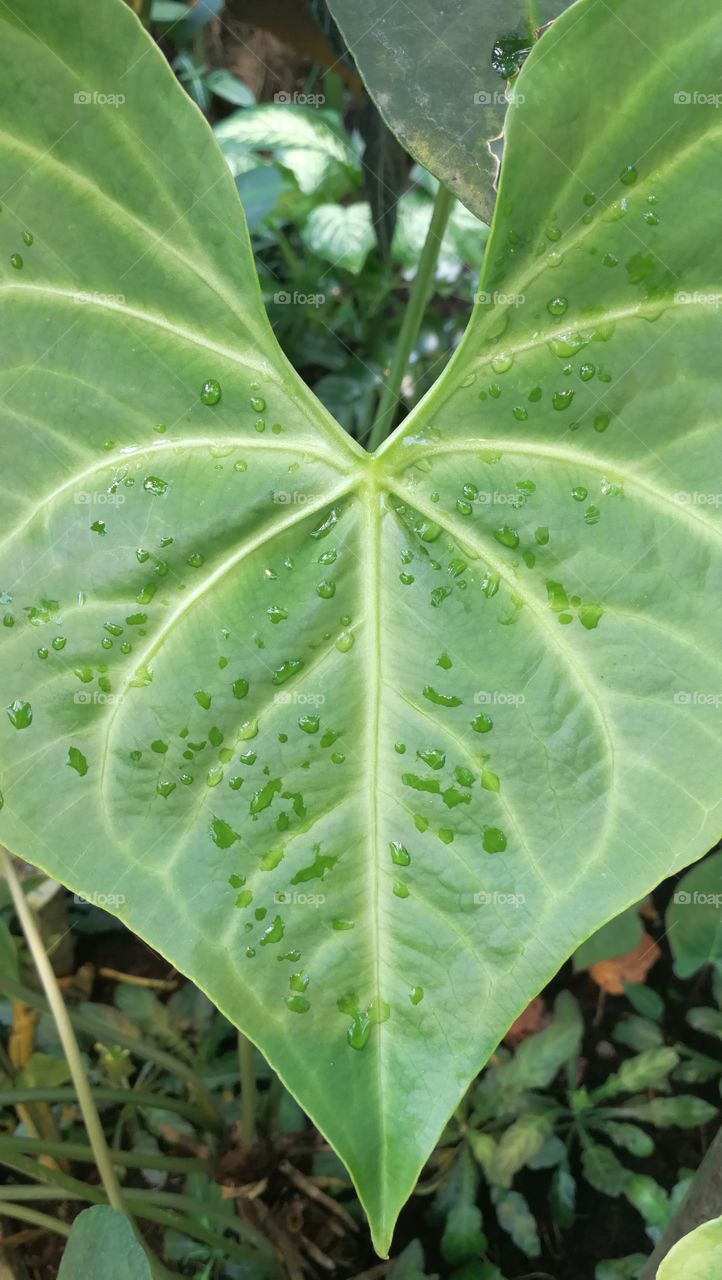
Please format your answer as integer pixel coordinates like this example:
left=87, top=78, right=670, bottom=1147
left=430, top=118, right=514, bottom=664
left=7, top=700, right=32, bottom=729
left=250, top=395, right=266, bottom=413
left=423, top=685, right=461, bottom=708
left=201, top=380, right=222, bottom=406
left=67, top=747, right=88, bottom=776
left=584, top=505, right=600, bottom=525
left=491, top=352, right=513, bottom=374
left=194, top=690, right=211, bottom=710
left=410, top=986, right=424, bottom=1005
left=143, top=475, right=169, bottom=497
left=389, top=841, right=411, bottom=866
left=620, top=164, right=638, bottom=186
left=335, top=631, right=354, bottom=652
left=317, top=580, right=336, bottom=599
left=483, top=826, right=507, bottom=853
left=22, top=230, right=33, bottom=246
left=571, top=486, right=588, bottom=502
left=471, top=713, right=493, bottom=734
left=547, top=296, right=568, bottom=317
left=553, top=389, right=575, bottom=411
left=494, top=526, right=519, bottom=549
left=10, top=254, right=23, bottom=270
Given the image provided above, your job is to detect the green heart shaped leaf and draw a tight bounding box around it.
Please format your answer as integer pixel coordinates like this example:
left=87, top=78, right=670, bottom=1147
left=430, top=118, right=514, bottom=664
left=325, top=0, right=573, bottom=220
left=1, top=0, right=721, bottom=1255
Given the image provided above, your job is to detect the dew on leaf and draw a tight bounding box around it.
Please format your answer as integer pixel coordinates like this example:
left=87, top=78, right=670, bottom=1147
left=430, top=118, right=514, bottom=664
left=7, top=700, right=32, bottom=729
left=547, top=296, right=569, bottom=317
left=200, top=380, right=222, bottom=405
left=483, top=826, right=507, bottom=853
left=67, top=747, right=88, bottom=776
left=553, top=389, right=575, bottom=411
left=389, top=841, right=411, bottom=866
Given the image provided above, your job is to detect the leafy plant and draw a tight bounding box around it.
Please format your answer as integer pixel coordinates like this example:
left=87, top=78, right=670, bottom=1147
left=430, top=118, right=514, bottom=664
left=0, top=0, right=721, bottom=1257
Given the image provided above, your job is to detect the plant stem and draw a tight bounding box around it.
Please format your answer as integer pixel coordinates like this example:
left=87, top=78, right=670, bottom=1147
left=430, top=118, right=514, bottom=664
left=0, top=850, right=128, bottom=1218
left=0, top=973, right=222, bottom=1131
left=0, top=1202, right=72, bottom=1238
left=367, top=182, right=455, bottom=452
left=0, top=1134, right=209, bottom=1172
left=237, top=1032, right=257, bottom=1146
left=0, top=1086, right=209, bottom=1129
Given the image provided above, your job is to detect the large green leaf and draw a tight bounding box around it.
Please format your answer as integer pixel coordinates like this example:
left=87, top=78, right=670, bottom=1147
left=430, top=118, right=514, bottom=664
left=657, top=1215, right=722, bottom=1279
left=324, top=0, right=573, bottom=221
left=1, top=0, right=722, bottom=1257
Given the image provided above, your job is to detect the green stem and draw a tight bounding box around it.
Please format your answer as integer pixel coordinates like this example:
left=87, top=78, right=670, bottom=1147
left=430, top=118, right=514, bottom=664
left=367, top=182, right=456, bottom=451
left=0, top=1202, right=72, bottom=1238
left=0, top=1134, right=209, bottom=1172
left=0, top=1150, right=273, bottom=1258
left=0, top=850, right=127, bottom=1217
left=0, top=1086, right=209, bottom=1129
left=0, top=974, right=222, bottom=1132
left=237, top=1032, right=257, bottom=1146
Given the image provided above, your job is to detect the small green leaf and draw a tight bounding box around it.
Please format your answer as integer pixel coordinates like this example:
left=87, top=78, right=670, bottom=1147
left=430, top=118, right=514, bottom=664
left=58, top=1206, right=152, bottom=1280
left=574, top=903, right=644, bottom=971
left=667, top=851, right=722, bottom=977
left=581, top=1142, right=627, bottom=1197
left=492, top=1187, right=540, bottom=1258
left=624, top=1172, right=670, bottom=1229
left=624, top=1096, right=717, bottom=1129
left=595, top=1048, right=679, bottom=1100
left=300, top=203, right=376, bottom=274
left=549, top=1164, right=576, bottom=1229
